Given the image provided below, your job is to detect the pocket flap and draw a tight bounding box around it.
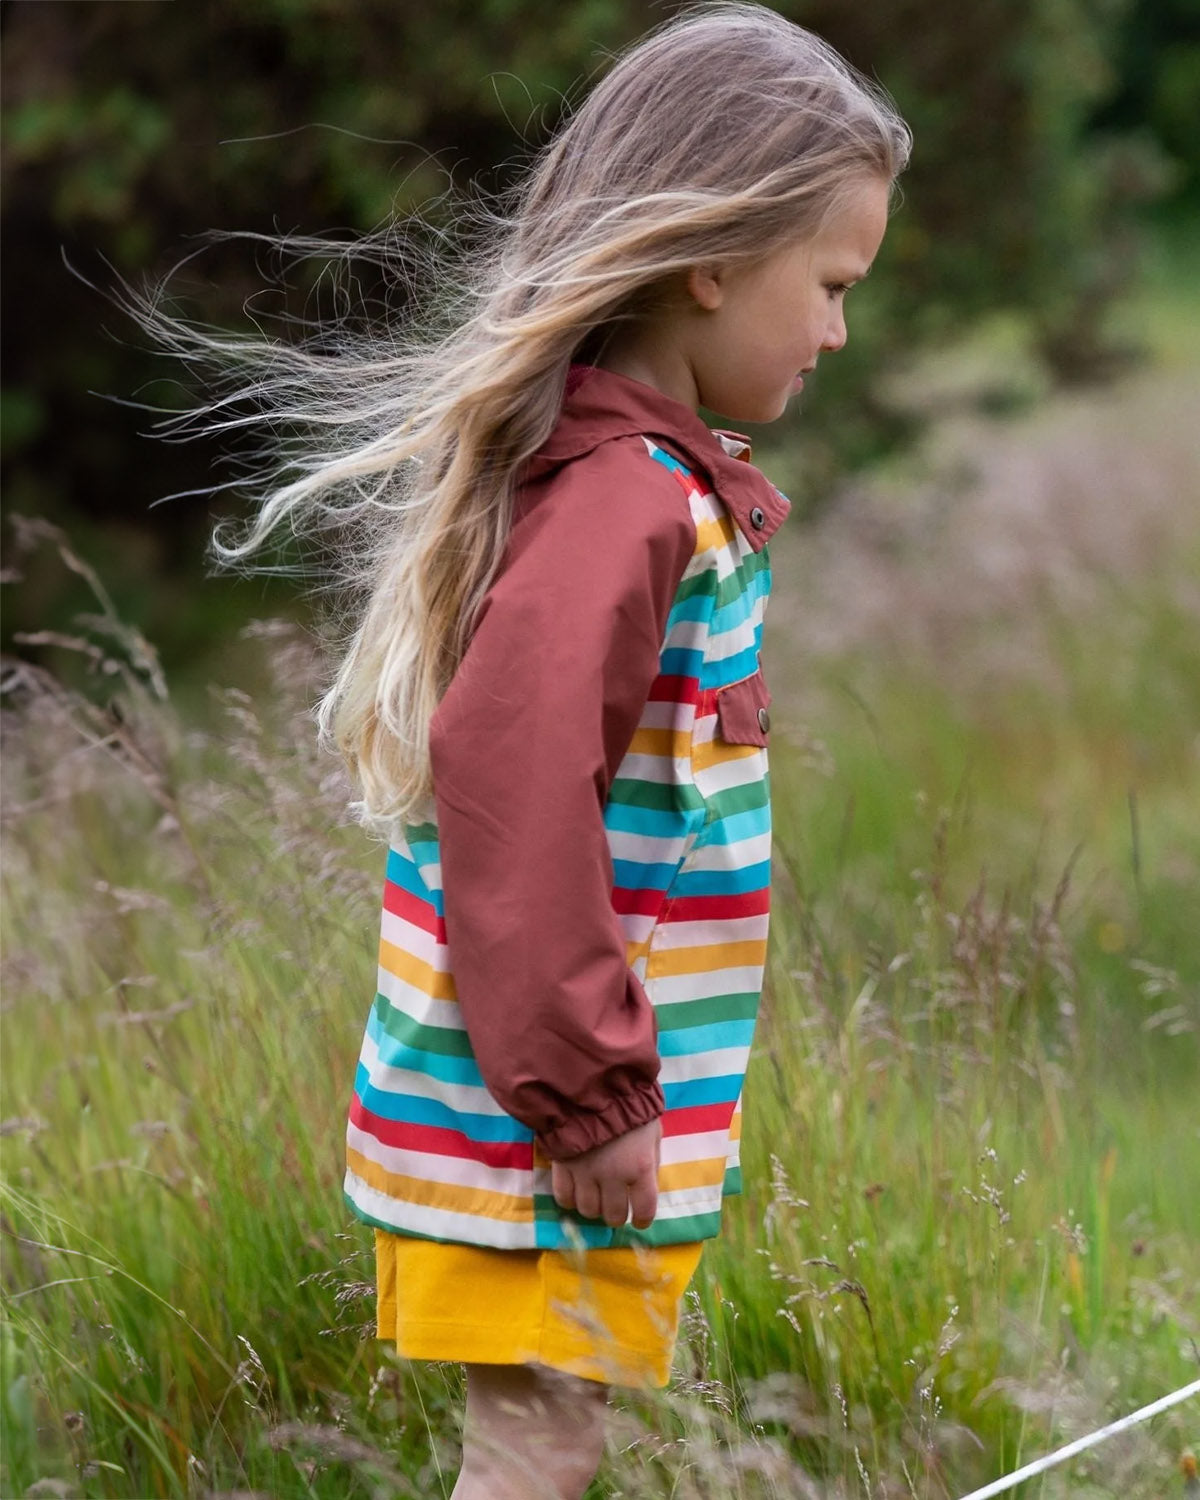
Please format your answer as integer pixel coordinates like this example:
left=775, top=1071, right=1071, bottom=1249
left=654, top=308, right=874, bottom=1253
left=715, top=667, right=772, bottom=746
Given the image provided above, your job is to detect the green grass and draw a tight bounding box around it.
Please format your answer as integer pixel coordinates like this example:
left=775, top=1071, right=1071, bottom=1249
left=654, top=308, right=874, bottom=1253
left=4, top=276, right=1200, bottom=1493
left=3, top=544, right=1197, bottom=1499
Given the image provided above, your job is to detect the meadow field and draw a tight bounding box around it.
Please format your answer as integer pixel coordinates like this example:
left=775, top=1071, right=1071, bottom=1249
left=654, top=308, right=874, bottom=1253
left=2, top=256, right=1198, bottom=1496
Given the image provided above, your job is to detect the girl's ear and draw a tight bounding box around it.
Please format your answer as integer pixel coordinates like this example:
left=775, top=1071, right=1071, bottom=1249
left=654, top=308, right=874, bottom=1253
left=685, top=264, right=725, bottom=311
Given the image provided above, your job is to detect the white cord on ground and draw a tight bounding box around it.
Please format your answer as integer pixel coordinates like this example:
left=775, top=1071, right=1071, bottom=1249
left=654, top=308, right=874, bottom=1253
left=955, top=1376, right=1200, bottom=1500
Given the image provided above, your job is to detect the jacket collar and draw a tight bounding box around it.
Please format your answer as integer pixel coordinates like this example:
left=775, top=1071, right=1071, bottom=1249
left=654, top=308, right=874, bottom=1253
left=527, top=363, right=790, bottom=551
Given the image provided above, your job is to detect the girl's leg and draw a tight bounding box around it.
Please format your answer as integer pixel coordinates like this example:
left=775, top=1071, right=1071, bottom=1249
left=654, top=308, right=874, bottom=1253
left=451, top=1362, right=609, bottom=1500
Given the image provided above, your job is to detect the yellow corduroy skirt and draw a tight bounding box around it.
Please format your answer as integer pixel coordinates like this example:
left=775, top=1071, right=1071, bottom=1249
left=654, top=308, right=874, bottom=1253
left=375, top=1229, right=704, bottom=1389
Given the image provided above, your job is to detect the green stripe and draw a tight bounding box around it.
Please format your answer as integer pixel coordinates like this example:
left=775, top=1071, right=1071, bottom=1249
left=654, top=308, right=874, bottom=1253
left=402, top=820, right=437, bottom=843
left=654, top=991, right=760, bottom=1032
left=713, top=550, right=769, bottom=611
left=701, top=776, right=770, bottom=822
left=673, top=569, right=718, bottom=605
left=609, top=1211, right=722, bottom=1247
left=373, top=991, right=473, bottom=1058
left=609, top=778, right=705, bottom=813
left=345, top=1196, right=462, bottom=1243
left=531, top=1196, right=723, bottom=1247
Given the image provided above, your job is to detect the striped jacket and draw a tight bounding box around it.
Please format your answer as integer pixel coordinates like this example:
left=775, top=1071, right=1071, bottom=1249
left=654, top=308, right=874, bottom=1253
left=345, top=364, right=789, bottom=1249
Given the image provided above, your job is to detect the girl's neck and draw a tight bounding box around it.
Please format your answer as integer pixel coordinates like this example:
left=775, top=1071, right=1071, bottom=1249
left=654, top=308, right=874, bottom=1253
left=592, top=337, right=700, bottom=413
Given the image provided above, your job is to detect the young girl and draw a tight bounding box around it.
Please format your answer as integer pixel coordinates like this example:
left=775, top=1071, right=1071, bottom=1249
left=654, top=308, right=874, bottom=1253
left=127, top=4, right=908, bottom=1495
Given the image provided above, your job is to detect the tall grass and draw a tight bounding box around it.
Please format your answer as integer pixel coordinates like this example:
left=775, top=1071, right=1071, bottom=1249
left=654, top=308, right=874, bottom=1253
left=2, top=510, right=1197, bottom=1499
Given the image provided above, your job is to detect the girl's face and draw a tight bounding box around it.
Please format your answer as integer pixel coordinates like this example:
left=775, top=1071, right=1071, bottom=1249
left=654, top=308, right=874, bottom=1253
left=596, top=175, right=891, bottom=424
left=683, top=174, right=892, bottom=424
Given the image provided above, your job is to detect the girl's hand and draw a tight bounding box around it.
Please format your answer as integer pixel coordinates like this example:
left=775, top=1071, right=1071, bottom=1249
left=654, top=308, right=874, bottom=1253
left=550, top=1117, right=662, bottom=1229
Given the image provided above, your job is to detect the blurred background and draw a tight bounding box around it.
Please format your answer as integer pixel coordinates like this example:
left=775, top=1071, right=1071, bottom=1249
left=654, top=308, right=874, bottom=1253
left=3, top=0, right=1198, bottom=699
left=3, top=8, right=1200, bottom=1496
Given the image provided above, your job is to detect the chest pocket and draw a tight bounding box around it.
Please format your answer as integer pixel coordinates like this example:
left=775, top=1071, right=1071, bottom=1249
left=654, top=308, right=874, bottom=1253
left=715, top=666, right=771, bottom=747
left=693, top=666, right=773, bottom=831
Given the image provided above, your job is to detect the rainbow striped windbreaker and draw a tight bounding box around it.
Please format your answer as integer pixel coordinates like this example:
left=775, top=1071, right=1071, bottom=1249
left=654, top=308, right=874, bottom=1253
left=345, top=365, right=789, bottom=1249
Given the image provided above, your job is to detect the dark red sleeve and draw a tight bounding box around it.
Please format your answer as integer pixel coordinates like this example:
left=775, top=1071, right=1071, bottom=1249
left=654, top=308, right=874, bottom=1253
left=429, top=438, right=696, bottom=1160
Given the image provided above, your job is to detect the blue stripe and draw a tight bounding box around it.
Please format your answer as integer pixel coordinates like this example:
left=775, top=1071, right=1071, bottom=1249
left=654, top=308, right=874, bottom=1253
left=700, top=802, right=771, bottom=845
left=366, top=1011, right=484, bottom=1088
left=663, top=1074, right=744, bottom=1109
left=355, top=1064, right=531, bottom=1141
left=670, top=860, right=772, bottom=897
left=710, top=571, right=769, bottom=633
left=604, top=801, right=702, bottom=839
left=647, top=444, right=692, bottom=479
left=699, top=639, right=763, bottom=689
left=534, top=1217, right=616, bottom=1250
left=666, top=593, right=716, bottom=628
left=612, top=857, right=680, bottom=892
left=385, top=847, right=444, bottom=917
left=659, top=646, right=706, bottom=679
left=657, top=1019, right=756, bottom=1056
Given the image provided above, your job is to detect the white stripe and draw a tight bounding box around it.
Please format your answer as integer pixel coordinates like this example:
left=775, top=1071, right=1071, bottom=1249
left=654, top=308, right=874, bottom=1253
left=616, top=912, right=658, bottom=946
left=636, top=699, right=697, bottom=731
left=652, top=1181, right=727, bottom=1213
left=705, top=626, right=765, bottom=665
left=376, top=964, right=464, bottom=1024
left=613, top=751, right=692, bottom=785
left=359, top=1029, right=506, bottom=1115
left=651, top=913, right=770, bottom=948
left=685, top=831, right=772, bottom=871
left=659, top=1127, right=734, bottom=1165
left=692, top=752, right=768, bottom=796
left=380, top=907, right=448, bottom=968
left=659, top=1044, right=750, bottom=1083
left=607, top=827, right=692, bottom=865
left=346, top=1173, right=535, bottom=1249
left=347, top=1120, right=532, bottom=1198
left=661, top=617, right=710, bottom=653
left=647, top=966, right=766, bottom=1005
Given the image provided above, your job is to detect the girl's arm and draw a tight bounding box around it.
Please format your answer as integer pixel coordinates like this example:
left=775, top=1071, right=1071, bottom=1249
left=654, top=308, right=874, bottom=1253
left=430, top=438, right=696, bottom=1162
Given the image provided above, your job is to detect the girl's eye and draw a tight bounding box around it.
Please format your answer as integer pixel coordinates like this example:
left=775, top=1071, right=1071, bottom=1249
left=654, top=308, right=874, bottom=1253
left=826, top=283, right=850, bottom=298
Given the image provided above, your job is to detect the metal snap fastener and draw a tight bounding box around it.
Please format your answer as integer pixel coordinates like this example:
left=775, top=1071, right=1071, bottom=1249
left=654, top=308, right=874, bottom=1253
left=750, top=506, right=766, bottom=530
left=757, top=706, right=771, bottom=733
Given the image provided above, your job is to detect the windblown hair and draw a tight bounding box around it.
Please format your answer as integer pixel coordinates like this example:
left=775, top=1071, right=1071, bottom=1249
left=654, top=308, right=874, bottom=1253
left=120, top=0, right=911, bottom=838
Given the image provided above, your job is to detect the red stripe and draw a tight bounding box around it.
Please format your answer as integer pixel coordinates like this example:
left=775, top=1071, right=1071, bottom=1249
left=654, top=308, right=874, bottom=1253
left=661, top=889, right=771, bottom=923
left=611, top=885, right=667, bottom=918
left=661, top=1101, right=737, bottom=1138
left=647, top=673, right=699, bottom=704
left=351, top=1096, right=534, bottom=1171
left=668, top=464, right=697, bottom=497
left=383, top=881, right=445, bottom=940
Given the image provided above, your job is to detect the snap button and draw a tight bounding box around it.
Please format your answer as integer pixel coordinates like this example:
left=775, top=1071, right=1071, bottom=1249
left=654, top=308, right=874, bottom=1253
left=757, top=706, right=771, bottom=733
left=750, top=506, right=766, bottom=530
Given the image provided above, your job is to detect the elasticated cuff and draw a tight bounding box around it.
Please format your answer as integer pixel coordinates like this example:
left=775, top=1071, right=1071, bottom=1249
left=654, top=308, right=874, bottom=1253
left=536, top=1080, right=665, bottom=1160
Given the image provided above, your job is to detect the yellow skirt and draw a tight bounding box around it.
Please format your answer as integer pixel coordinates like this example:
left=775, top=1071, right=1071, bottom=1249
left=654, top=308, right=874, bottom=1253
left=374, top=1230, right=704, bottom=1389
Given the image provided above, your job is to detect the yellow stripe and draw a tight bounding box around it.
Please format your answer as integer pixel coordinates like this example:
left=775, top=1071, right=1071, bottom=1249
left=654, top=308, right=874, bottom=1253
left=729, top=1109, right=742, bottom=1141
left=691, top=738, right=763, bottom=772
left=695, top=514, right=736, bottom=552
left=379, top=939, right=457, bottom=1001
left=347, top=1146, right=532, bottom=1222
left=627, top=726, right=691, bottom=759
left=659, top=1157, right=728, bottom=1192
left=625, top=935, right=653, bottom=967
left=646, top=939, right=766, bottom=979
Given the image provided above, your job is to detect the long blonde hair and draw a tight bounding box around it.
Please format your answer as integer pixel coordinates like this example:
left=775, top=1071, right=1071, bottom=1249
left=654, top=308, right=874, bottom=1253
left=119, top=1, right=910, bottom=838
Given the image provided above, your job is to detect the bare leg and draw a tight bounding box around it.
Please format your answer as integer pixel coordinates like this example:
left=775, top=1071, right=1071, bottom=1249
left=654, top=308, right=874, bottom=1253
left=450, top=1362, right=609, bottom=1500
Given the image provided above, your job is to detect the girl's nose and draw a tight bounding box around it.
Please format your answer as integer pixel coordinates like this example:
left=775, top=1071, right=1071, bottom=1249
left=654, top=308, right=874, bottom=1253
left=822, top=306, right=848, bottom=353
